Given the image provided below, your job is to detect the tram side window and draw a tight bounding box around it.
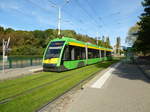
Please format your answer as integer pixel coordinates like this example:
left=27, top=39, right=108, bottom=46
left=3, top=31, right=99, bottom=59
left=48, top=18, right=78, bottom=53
left=63, top=45, right=86, bottom=61
left=101, top=50, right=104, bottom=57
left=88, top=49, right=93, bottom=59
left=94, top=50, right=99, bottom=58
left=74, top=46, right=86, bottom=60
left=88, top=49, right=99, bottom=58
left=75, top=47, right=80, bottom=60
left=106, top=51, right=111, bottom=57
left=80, top=47, right=86, bottom=59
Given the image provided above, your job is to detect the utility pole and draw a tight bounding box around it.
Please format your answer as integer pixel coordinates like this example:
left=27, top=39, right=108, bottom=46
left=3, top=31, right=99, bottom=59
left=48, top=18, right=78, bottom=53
left=58, top=7, right=61, bottom=35
left=2, top=37, right=10, bottom=74
left=48, top=0, right=70, bottom=36
left=96, top=32, right=99, bottom=45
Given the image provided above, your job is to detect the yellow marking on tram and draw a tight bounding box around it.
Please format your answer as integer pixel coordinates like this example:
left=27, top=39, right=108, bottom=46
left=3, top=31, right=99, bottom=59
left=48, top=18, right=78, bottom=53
left=68, top=42, right=112, bottom=52
left=68, top=42, right=85, bottom=47
left=87, top=46, right=99, bottom=50
left=43, top=58, right=59, bottom=64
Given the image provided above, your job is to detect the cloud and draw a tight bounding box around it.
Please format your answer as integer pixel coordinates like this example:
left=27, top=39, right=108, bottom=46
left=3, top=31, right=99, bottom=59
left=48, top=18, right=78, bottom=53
left=0, top=1, right=21, bottom=11
left=0, top=0, right=53, bottom=26
left=0, top=23, right=13, bottom=28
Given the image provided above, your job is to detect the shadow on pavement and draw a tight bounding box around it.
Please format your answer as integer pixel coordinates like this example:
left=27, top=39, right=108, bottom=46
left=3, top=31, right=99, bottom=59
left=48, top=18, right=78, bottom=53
left=112, top=62, right=150, bottom=83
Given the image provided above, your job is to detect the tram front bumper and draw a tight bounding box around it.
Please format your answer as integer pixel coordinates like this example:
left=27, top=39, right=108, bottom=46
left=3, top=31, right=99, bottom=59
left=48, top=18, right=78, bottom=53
left=43, top=64, right=67, bottom=72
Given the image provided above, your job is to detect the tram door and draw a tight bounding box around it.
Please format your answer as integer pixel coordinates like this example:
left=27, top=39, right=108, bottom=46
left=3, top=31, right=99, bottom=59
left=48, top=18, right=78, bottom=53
left=62, top=45, right=75, bottom=61
left=71, top=47, right=75, bottom=60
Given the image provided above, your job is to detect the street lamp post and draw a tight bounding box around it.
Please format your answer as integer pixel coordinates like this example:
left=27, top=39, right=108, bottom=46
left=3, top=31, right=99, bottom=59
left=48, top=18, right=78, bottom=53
left=96, top=32, right=99, bottom=45
left=48, top=0, right=70, bottom=36
left=58, top=7, right=61, bottom=35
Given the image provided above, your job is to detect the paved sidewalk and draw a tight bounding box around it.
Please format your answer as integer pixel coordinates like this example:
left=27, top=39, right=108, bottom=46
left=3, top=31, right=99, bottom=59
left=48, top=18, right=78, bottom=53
left=136, top=58, right=150, bottom=78
left=0, top=65, right=43, bottom=80
left=67, top=62, right=150, bottom=112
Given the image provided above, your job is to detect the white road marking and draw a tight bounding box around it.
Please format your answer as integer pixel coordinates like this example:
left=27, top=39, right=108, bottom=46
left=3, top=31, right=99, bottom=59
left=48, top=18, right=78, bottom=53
left=29, top=67, right=43, bottom=72
left=91, top=62, right=121, bottom=89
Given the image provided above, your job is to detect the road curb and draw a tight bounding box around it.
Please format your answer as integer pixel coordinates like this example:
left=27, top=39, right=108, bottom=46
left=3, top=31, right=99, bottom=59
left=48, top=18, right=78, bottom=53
left=84, top=61, right=121, bottom=88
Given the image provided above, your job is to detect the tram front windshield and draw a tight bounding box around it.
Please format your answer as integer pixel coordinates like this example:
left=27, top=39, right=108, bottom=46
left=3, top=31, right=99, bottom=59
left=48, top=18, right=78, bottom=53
left=45, top=41, right=64, bottom=59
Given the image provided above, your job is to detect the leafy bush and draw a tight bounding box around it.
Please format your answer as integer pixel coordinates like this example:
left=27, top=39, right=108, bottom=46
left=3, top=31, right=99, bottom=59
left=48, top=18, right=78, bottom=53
left=11, top=45, right=44, bottom=55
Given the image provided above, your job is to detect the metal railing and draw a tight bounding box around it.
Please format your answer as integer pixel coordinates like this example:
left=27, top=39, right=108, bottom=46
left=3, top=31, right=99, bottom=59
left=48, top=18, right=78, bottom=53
left=0, top=56, right=42, bottom=70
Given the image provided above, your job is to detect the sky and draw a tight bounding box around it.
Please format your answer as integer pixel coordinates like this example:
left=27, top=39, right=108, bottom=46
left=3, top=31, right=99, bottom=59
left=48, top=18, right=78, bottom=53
left=0, top=0, right=144, bottom=46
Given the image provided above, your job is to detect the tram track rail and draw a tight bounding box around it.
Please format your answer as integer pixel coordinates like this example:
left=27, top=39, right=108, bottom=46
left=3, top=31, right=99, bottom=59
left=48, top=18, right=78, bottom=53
left=0, top=66, right=90, bottom=104
left=0, top=72, right=53, bottom=89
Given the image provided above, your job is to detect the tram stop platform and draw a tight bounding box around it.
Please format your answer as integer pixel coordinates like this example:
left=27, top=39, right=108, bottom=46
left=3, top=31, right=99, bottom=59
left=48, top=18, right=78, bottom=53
left=66, top=62, right=150, bottom=112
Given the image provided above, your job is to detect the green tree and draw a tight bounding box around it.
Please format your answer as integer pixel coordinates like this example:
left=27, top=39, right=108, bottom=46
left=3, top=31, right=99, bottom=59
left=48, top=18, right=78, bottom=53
left=0, top=25, right=112, bottom=55
left=116, top=37, right=121, bottom=54
left=0, top=26, right=4, bottom=32
left=105, top=37, right=111, bottom=48
left=5, top=28, right=15, bottom=33
left=133, top=0, right=150, bottom=55
left=0, top=26, right=5, bottom=54
left=126, top=24, right=140, bottom=46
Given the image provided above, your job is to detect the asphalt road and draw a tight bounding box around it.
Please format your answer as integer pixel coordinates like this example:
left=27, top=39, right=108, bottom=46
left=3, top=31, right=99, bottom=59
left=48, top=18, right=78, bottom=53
left=67, top=62, right=150, bottom=112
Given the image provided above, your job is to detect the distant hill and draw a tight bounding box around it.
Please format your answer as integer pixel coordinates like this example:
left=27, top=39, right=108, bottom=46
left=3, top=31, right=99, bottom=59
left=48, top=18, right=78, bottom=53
left=0, top=26, right=111, bottom=55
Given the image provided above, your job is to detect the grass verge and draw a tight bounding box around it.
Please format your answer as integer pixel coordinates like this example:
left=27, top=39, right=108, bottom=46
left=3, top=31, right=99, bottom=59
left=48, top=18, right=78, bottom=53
left=0, top=60, right=120, bottom=112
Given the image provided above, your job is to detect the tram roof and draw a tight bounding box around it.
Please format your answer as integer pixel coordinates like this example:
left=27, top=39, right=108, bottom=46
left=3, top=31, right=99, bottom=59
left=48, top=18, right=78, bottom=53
left=51, top=37, right=112, bottom=51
